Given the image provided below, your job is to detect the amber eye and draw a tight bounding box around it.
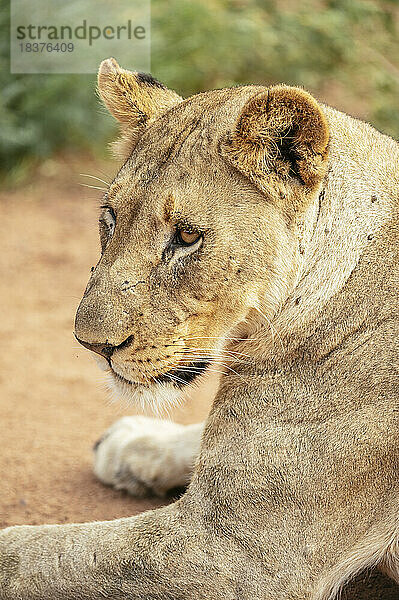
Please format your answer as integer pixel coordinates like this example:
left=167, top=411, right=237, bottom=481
left=175, top=229, right=202, bottom=246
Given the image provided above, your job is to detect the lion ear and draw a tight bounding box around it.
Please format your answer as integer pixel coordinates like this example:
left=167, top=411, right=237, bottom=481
left=98, top=57, right=183, bottom=160
left=222, top=85, right=329, bottom=197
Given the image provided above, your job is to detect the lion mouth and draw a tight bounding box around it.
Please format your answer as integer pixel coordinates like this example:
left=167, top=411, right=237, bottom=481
left=111, top=360, right=211, bottom=388
left=154, top=360, right=211, bottom=386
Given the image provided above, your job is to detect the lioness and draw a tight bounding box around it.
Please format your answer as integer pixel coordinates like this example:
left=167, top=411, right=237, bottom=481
left=1, top=57, right=398, bottom=600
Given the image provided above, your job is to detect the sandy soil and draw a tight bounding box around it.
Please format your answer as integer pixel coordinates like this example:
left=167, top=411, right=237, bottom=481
left=0, top=156, right=216, bottom=528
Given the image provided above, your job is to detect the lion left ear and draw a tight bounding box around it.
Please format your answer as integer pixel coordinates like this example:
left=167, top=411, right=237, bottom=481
left=222, top=85, right=330, bottom=196
left=98, top=57, right=183, bottom=160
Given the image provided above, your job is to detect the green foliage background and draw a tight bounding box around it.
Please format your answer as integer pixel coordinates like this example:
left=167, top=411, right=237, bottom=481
left=1, top=0, right=398, bottom=183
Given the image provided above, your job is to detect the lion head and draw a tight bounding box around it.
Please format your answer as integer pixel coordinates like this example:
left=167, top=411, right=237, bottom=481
left=74, top=57, right=329, bottom=409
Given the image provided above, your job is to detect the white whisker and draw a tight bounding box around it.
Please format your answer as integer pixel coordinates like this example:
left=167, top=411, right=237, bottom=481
left=80, top=183, right=108, bottom=191
left=163, top=372, right=189, bottom=386
left=185, top=336, right=256, bottom=342
left=79, top=173, right=110, bottom=186
left=174, top=354, right=247, bottom=364
left=182, top=346, right=252, bottom=359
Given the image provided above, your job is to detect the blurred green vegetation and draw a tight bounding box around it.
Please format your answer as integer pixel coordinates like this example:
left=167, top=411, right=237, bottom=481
left=1, top=0, right=398, bottom=184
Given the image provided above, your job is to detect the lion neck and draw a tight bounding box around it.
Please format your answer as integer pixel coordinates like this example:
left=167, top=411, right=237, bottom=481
left=230, top=107, right=399, bottom=367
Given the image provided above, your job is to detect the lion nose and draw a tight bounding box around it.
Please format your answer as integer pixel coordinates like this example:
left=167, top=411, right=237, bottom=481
left=75, top=337, right=116, bottom=359
left=75, top=334, right=134, bottom=360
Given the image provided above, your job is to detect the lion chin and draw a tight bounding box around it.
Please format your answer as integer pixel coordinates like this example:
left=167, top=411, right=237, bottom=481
left=92, top=354, right=187, bottom=415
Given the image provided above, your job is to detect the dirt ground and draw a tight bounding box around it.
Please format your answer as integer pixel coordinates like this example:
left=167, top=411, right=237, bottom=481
left=0, top=156, right=217, bottom=528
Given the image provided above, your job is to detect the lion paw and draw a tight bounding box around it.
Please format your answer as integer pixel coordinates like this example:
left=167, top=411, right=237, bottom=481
left=93, top=416, right=202, bottom=497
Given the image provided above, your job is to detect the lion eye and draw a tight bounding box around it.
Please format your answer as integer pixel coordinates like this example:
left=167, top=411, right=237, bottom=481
left=103, top=207, right=116, bottom=238
left=175, top=229, right=202, bottom=246
left=99, top=206, right=116, bottom=252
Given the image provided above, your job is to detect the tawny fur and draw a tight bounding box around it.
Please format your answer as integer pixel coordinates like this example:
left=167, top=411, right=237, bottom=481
left=0, top=58, right=398, bottom=600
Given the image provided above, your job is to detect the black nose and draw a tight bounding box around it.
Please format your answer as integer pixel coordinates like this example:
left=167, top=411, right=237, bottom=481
left=75, top=336, right=116, bottom=360
left=75, top=334, right=134, bottom=360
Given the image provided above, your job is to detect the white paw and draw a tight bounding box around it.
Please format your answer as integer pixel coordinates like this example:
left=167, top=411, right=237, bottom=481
left=93, top=416, right=202, bottom=497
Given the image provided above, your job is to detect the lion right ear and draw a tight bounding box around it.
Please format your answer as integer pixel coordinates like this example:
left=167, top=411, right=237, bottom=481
left=221, top=85, right=330, bottom=209
left=98, top=58, right=183, bottom=160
